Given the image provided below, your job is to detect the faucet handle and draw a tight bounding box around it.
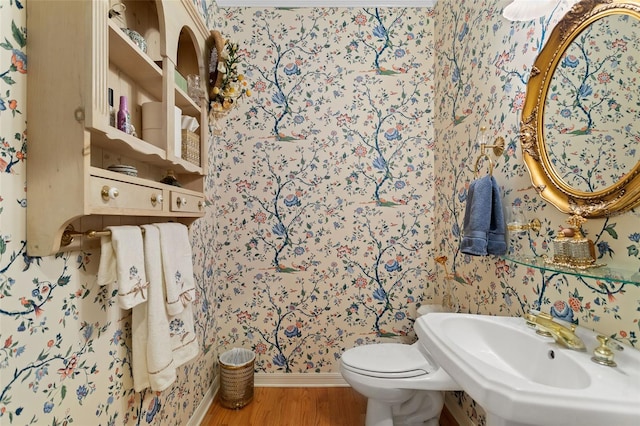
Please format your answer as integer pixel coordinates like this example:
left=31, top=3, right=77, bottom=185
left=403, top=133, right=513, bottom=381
left=524, top=311, right=553, bottom=337
left=591, top=335, right=617, bottom=367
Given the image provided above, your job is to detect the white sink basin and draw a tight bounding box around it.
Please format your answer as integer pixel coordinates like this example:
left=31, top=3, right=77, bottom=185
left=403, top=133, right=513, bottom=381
left=415, top=313, right=640, bottom=426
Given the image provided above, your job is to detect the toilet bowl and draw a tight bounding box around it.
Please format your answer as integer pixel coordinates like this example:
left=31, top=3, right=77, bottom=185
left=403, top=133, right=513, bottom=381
left=339, top=309, right=460, bottom=426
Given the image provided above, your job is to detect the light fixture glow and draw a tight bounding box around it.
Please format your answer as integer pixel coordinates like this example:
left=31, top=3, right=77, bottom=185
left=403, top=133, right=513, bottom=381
left=502, top=0, right=557, bottom=21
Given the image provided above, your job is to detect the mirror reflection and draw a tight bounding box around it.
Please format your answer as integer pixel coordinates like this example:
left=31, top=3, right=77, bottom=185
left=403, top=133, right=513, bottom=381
left=543, top=13, right=640, bottom=193
left=521, top=0, right=640, bottom=217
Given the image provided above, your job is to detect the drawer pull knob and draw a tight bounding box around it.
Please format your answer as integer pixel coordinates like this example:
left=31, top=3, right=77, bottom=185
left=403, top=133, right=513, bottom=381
left=198, top=200, right=204, bottom=210
left=176, top=197, right=187, bottom=207
left=151, top=194, right=163, bottom=205
left=101, top=186, right=119, bottom=201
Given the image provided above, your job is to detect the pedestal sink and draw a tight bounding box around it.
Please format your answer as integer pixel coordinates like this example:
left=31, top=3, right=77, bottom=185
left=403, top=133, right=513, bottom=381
left=415, top=313, right=640, bottom=426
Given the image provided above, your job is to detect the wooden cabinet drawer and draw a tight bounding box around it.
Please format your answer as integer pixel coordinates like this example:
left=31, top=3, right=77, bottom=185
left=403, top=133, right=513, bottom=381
left=169, top=191, right=205, bottom=214
left=90, top=176, right=165, bottom=214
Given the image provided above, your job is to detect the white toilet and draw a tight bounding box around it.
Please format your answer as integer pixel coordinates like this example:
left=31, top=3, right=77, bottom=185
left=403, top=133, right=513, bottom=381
left=339, top=307, right=460, bottom=426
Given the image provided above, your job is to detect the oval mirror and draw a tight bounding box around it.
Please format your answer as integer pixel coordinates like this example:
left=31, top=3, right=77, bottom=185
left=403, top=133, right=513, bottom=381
left=521, top=0, right=640, bottom=217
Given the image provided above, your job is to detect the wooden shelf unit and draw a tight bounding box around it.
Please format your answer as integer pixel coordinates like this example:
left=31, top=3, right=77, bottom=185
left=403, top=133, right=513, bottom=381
left=26, top=0, right=210, bottom=256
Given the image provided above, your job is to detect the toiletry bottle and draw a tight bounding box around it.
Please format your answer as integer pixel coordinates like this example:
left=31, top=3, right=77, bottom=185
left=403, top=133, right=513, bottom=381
left=160, top=169, right=182, bottom=187
left=108, top=88, right=116, bottom=127
left=117, top=95, right=131, bottom=134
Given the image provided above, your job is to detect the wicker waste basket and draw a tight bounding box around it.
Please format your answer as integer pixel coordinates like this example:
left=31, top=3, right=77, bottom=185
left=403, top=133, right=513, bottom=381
left=219, top=348, right=255, bottom=409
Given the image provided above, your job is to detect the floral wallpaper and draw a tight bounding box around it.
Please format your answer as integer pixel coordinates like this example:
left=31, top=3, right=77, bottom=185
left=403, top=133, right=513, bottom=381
left=211, top=0, right=640, bottom=424
left=433, top=0, right=639, bottom=345
left=211, top=6, right=437, bottom=374
left=432, top=0, right=640, bottom=422
left=1, top=1, right=639, bottom=426
left=1, top=0, right=217, bottom=424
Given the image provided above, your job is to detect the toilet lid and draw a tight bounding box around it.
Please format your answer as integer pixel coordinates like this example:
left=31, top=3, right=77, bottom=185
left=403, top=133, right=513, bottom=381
left=341, top=343, right=434, bottom=378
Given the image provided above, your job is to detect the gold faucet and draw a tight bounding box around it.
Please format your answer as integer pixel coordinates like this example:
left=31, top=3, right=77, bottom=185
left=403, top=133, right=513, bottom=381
left=524, top=311, right=586, bottom=352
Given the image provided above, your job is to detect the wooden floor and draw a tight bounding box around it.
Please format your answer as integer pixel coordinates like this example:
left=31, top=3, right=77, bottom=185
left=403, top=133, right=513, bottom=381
left=202, top=387, right=458, bottom=426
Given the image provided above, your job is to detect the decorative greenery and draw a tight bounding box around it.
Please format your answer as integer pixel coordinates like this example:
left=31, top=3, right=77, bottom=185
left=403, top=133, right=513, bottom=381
left=210, top=39, right=250, bottom=113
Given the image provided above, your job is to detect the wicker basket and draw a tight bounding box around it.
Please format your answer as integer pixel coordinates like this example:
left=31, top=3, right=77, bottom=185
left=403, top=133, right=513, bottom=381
left=181, top=130, right=200, bottom=166
left=219, top=348, right=255, bottom=409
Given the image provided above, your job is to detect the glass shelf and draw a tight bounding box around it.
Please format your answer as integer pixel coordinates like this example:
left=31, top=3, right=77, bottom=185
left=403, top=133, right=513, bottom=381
left=504, top=255, right=640, bottom=286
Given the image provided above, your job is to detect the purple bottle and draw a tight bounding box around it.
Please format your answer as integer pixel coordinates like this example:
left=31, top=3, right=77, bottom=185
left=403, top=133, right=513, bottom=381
left=117, top=95, right=130, bottom=134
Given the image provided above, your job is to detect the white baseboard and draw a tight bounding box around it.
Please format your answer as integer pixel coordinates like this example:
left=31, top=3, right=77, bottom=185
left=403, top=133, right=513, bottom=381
left=255, top=372, right=348, bottom=387
left=187, top=374, right=469, bottom=426
left=186, top=375, right=219, bottom=426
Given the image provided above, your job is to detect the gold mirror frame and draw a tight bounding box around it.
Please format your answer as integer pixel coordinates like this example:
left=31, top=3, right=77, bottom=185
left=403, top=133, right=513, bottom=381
left=521, top=0, right=640, bottom=218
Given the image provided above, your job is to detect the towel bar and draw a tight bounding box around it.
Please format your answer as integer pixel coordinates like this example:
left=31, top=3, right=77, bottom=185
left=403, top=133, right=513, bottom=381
left=61, top=224, right=145, bottom=247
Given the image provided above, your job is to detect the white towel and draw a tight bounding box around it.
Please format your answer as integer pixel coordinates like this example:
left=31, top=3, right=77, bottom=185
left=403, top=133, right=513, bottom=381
left=97, top=226, right=148, bottom=309
left=132, top=225, right=177, bottom=392
left=168, top=301, right=200, bottom=369
left=132, top=301, right=152, bottom=392
left=154, top=223, right=196, bottom=316
left=97, top=236, right=117, bottom=287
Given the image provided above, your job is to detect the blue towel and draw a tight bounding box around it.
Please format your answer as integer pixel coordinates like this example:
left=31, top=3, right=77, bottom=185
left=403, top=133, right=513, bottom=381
left=460, top=175, right=506, bottom=256
left=487, top=177, right=507, bottom=255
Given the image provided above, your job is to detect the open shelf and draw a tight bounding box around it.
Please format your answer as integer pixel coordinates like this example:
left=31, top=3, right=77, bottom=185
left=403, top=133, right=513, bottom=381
left=175, top=85, right=202, bottom=116
left=95, top=127, right=167, bottom=160
left=504, top=255, right=640, bottom=286
left=108, top=20, right=164, bottom=100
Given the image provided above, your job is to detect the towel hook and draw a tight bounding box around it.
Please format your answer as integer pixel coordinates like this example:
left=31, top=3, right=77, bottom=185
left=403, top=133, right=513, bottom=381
left=474, top=127, right=505, bottom=178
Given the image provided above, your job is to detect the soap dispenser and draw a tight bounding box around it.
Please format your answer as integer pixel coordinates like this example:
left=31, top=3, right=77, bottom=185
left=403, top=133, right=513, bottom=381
left=563, top=214, right=598, bottom=269
left=552, top=226, right=571, bottom=265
